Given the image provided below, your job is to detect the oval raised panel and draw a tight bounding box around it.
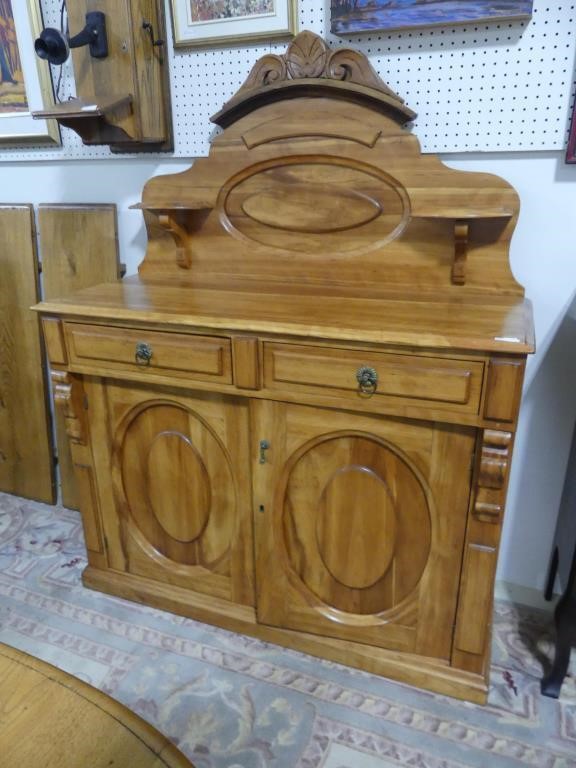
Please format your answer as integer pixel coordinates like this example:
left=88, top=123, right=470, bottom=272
left=146, top=431, right=210, bottom=543
left=281, top=433, right=430, bottom=616
left=316, top=465, right=396, bottom=589
left=220, top=157, right=410, bottom=255
left=241, top=185, right=382, bottom=234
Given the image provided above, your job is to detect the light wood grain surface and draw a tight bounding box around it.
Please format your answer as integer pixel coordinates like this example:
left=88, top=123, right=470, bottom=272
left=38, top=274, right=534, bottom=354
left=0, top=643, right=194, bottom=767
left=0, top=205, right=54, bottom=503
left=253, top=400, right=475, bottom=659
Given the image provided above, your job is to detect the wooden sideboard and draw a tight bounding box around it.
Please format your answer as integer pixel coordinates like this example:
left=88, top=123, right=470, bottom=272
left=36, top=32, right=534, bottom=704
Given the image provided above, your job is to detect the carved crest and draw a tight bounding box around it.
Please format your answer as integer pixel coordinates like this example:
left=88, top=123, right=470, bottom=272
left=239, top=32, right=400, bottom=97
left=212, top=31, right=416, bottom=127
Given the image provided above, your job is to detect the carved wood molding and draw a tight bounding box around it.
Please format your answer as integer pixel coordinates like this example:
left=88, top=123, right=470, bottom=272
left=51, top=370, right=86, bottom=446
left=158, top=214, right=191, bottom=269
left=473, top=429, right=513, bottom=524
left=478, top=429, right=512, bottom=489
left=211, top=31, right=416, bottom=128
left=452, top=221, right=469, bottom=286
left=240, top=31, right=399, bottom=96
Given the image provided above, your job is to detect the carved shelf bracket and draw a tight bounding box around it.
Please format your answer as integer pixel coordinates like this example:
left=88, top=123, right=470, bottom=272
left=473, top=429, right=513, bottom=523
left=149, top=208, right=212, bottom=269
left=452, top=220, right=469, bottom=286
left=51, top=370, right=87, bottom=446
left=158, top=213, right=191, bottom=269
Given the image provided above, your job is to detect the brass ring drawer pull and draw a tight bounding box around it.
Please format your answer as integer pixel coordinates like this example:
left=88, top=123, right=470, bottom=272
left=135, top=341, right=153, bottom=366
left=356, top=365, right=378, bottom=395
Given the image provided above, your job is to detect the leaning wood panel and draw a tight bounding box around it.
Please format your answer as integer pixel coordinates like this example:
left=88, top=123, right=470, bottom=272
left=0, top=205, right=55, bottom=503
left=39, top=204, right=121, bottom=510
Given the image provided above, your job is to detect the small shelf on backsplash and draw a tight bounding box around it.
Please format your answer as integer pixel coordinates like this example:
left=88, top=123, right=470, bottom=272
left=131, top=204, right=215, bottom=270
left=411, top=210, right=515, bottom=286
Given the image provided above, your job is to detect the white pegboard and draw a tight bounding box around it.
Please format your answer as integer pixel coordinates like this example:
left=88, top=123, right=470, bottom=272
left=1, top=0, right=575, bottom=161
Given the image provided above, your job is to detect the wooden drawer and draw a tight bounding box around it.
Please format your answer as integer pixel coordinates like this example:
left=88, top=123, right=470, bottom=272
left=66, top=323, right=233, bottom=384
left=263, top=343, right=483, bottom=414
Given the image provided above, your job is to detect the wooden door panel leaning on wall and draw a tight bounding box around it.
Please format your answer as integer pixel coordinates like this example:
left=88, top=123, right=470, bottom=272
left=0, top=205, right=54, bottom=503
left=0, top=204, right=121, bottom=505
left=35, top=32, right=535, bottom=704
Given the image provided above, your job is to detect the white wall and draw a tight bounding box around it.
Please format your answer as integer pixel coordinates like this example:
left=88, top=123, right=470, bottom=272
left=0, top=159, right=189, bottom=273
left=1, top=148, right=575, bottom=593
left=445, top=152, right=576, bottom=591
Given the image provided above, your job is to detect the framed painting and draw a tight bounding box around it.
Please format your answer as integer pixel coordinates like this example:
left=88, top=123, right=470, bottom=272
left=0, top=0, right=59, bottom=146
left=331, top=1, right=533, bottom=36
left=170, top=0, right=297, bottom=47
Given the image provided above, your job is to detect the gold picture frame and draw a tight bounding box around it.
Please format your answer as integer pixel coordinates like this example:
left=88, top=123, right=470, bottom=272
left=170, top=0, right=297, bottom=48
left=0, top=0, right=60, bottom=146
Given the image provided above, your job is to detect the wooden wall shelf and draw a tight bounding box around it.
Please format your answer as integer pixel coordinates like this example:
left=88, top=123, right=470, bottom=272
left=34, top=96, right=137, bottom=147
left=33, top=0, right=172, bottom=153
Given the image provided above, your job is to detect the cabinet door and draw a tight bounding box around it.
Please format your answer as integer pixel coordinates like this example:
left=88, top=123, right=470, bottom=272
left=252, top=400, right=476, bottom=660
left=88, top=380, right=254, bottom=606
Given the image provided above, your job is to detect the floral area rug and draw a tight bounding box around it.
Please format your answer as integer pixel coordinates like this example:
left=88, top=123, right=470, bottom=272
left=0, top=491, right=575, bottom=768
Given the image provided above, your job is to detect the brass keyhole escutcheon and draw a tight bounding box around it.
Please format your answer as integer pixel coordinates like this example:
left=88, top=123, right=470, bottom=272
left=356, top=365, right=378, bottom=396
left=135, top=341, right=153, bottom=366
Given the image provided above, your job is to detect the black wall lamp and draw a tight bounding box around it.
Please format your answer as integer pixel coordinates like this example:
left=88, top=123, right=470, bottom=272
left=34, top=11, right=108, bottom=66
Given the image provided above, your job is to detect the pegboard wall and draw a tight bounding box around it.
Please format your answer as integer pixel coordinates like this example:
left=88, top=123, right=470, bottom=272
left=1, top=0, right=575, bottom=161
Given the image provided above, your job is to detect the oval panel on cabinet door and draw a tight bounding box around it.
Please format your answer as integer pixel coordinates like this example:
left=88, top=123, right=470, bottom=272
left=317, top=465, right=396, bottom=590
left=281, top=434, right=431, bottom=618
left=146, top=431, right=211, bottom=543
left=118, top=402, right=235, bottom=569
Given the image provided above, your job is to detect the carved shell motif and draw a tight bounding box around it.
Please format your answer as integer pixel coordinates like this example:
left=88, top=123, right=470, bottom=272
left=234, top=30, right=405, bottom=105
left=286, top=32, right=328, bottom=78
